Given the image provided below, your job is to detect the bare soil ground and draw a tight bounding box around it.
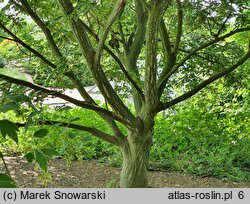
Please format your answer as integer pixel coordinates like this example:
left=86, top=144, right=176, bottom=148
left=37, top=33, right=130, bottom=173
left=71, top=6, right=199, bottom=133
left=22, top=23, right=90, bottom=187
left=1, top=156, right=250, bottom=188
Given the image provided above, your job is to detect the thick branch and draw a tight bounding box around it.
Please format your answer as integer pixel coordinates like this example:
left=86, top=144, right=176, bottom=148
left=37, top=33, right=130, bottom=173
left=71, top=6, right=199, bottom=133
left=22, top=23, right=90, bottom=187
left=96, top=0, right=126, bottom=60
left=144, top=1, right=172, bottom=111
left=160, top=19, right=172, bottom=58
left=16, top=120, right=120, bottom=145
left=157, top=19, right=176, bottom=97
left=80, top=22, right=144, bottom=98
left=156, top=1, right=179, bottom=98
left=173, top=0, right=183, bottom=54
left=122, top=0, right=147, bottom=112
left=158, top=48, right=250, bottom=111
left=128, top=0, right=147, bottom=64
left=18, top=0, right=124, bottom=136
left=58, top=0, right=95, bottom=66
left=0, top=74, right=121, bottom=122
left=58, top=0, right=137, bottom=128
left=144, top=10, right=161, bottom=112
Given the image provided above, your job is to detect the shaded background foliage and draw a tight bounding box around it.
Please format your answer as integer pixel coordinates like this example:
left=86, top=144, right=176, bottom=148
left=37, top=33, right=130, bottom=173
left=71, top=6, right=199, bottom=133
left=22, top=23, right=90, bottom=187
left=1, top=81, right=250, bottom=181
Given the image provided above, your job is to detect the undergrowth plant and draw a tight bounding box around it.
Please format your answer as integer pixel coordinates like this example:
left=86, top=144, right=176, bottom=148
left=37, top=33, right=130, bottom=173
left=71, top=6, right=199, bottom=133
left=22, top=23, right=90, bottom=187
left=1, top=90, right=249, bottom=183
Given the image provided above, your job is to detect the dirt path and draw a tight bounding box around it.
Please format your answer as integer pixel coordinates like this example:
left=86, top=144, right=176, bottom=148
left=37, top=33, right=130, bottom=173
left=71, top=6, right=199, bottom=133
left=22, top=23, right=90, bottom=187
left=1, top=157, right=249, bottom=188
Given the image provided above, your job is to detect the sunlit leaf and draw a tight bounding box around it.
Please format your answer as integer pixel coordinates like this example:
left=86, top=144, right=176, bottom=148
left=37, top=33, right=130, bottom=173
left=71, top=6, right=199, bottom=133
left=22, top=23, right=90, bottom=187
left=69, top=117, right=80, bottom=123
left=34, top=150, right=48, bottom=172
left=41, top=149, right=59, bottom=158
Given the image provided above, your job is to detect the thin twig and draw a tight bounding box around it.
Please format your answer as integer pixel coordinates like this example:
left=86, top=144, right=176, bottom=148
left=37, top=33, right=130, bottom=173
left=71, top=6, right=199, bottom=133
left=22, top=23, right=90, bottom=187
left=0, top=152, right=11, bottom=177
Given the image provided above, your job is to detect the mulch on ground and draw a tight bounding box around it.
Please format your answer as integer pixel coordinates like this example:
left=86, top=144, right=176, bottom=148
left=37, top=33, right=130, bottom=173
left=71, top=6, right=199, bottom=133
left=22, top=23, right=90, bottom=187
left=1, top=156, right=249, bottom=188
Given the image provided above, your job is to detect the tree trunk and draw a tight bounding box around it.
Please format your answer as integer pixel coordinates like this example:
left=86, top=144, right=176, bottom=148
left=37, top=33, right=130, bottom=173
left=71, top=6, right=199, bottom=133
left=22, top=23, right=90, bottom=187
left=120, top=131, right=152, bottom=188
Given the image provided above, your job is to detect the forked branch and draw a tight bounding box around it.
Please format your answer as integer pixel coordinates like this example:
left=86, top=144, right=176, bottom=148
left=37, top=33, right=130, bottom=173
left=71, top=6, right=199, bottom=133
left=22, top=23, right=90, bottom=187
left=96, top=0, right=126, bottom=59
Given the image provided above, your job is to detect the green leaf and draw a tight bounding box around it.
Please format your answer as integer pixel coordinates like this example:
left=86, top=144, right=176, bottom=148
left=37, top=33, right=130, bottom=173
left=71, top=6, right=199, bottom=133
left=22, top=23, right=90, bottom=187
left=0, top=120, right=19, bottom=143
left=28, top=110, right=41, bottom=118
left=0, top=173, right=13, bottom=183
left=25, top=110, right=41, bottom=132
left=68, top=132, right=78, bottom=139
left=0, top=173, right=16, bottom=188
left=58, top=106, right=72, bottom=111
left=0, top=102, right=19, bottom=113
left=10, top=94, right=31, bottom=104
left=34, top=150, right=48, bottom=172
left=0, top=181, right=16, bottom=188
left=34, top=129, right=49, bottom=138
left=24, top=152, right=35, bottom=163
left=69, top=116, right=80, bottom=123
left=41, top=149, right=59, bottom=158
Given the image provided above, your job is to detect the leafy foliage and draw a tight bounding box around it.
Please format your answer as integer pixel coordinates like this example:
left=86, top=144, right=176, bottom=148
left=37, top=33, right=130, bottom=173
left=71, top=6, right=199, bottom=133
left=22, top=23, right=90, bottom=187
left=34, top=129, right=49, bottom=138
left=0, top=173, right=16, bottom=188
left=1, top=85, right=249, bottom=181
left=34, top=150, right=48, bottom=172
left=0, top=102, right=19, bottom=113
left=0, top=120, right=19, bottom=143
left=151, top=82, right=250, bottom=180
